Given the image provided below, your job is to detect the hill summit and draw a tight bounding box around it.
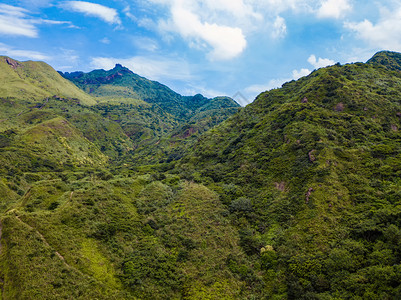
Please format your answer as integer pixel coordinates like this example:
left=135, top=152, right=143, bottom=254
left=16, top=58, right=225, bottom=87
left=367, top=50, right=401, bottom=72
left=60, top=64, right=240, bottom=120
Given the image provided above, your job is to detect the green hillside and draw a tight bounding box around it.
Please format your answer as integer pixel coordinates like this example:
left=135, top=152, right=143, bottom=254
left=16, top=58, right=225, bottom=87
left=0, top=57, right=96, bottom=106
left=367, top=50, right=401, bottom=72
left=1, top=51, right=401, bottom=299
left=178, top=53, right=401, bottom=298
left=60, top=65, right=240, bottom=121
left=60, top=65, right=240, bottom=166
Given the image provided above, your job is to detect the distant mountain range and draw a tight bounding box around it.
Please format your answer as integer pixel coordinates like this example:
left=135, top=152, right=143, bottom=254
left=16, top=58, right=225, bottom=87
left=0, top=51, right=401, bottom=299
left=59, top=64, right=240, bottom=121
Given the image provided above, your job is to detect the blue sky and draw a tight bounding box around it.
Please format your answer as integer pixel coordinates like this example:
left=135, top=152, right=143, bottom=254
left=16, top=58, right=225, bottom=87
left=0, top=0, right=400, bottom=105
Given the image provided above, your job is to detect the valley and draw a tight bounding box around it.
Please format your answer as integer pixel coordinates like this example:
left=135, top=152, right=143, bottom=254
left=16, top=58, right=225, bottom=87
left=0, top=51, right=401, bottom=299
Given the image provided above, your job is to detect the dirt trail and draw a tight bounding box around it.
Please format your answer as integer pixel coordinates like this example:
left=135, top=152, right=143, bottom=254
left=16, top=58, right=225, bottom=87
left=12, top=215, right=86, bottom=275
left=9, top=213, right=104, bottom=284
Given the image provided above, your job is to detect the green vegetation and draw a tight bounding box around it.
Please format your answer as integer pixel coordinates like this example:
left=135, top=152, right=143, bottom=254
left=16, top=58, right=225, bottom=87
left=178, top=54, right=401, bottom=298
left=60, top=65, right=240, bottom=121
left=1, top=52, right=401, bottom=299
left=0, top=57, right=96, bottom=105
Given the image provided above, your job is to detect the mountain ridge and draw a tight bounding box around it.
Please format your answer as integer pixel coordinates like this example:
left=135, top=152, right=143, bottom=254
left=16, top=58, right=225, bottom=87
left=59, top=64, right=240, bottom=121
left=0, top=56, right=97, bottom=106
left=0, top=51, right=401, bottom=299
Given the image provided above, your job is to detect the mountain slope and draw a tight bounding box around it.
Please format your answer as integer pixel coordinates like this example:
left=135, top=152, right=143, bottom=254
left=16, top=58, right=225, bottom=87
left=60, top=65, right=240, bottom=166
left=60, top=65, right=240, bottom=121
left=0, top=57, right=248, bottom=299
left=367, top=50, right=401, bottom=72
left=1, top=51, right=401, bottom=299
left=178, top=52, right=401, bottom=298
left=0, top=57, right=96, bottom=106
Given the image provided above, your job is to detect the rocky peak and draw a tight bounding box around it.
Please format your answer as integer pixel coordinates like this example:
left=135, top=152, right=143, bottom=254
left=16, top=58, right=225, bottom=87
left=5, top=57, right=21, bottom=70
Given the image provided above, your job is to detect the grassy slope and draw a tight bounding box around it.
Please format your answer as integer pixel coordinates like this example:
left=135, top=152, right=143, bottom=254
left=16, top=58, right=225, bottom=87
left=0, top=57, right=96, bottom=106
left=61, top=65, right=188, bottom=119
left=0, top=174, right=253, bottom=299
left=0, top=58, right=248, bottom=299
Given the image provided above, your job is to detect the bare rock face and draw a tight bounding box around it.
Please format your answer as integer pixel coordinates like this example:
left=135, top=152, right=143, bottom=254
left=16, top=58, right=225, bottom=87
left=5, top=57, right=21, bottom=69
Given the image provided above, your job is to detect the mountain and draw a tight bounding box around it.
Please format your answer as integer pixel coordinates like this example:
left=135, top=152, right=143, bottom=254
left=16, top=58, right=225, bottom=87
left=0, top=56, right=96, bottom=106
left=60, top=64, right=240, bottom=166
left=60, top=65, right=240, bottom=121
left=1, top=51, right=401, bottom=299
left=178, top=52, right=401, bottom=298
left=367, top=50, right=401, bottom=72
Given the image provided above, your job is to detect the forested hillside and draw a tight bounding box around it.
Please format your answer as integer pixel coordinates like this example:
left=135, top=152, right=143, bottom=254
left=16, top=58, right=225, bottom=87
left=0, top=51, right=401, bottom=299
left=178, top=51, right=401, bottom=298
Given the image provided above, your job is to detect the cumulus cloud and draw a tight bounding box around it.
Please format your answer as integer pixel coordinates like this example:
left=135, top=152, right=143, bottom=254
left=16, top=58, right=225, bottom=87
left=345, top=6, right=401, bottom=52
left=291, top=54, right=334, bottom=79
left=0, top=4, right=38, bottom=37
left=0, top=43, right=50, bottom=60
left=245, top=51, right=337, bottom=100
left=317, top=0, right=352, bottom=19
left=147, top=0, right=344, bottom=60
left=158, top=1, right=247, bottom=60
left=63, top=1, right=121, bottom=25
left=90, top=55, right=193, bottom=81
left=307, top=54, right=335, bottom=69
left=292, top=68, right=311, bottom=80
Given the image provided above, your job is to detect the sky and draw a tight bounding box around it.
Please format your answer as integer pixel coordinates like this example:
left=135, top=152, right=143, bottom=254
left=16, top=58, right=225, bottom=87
left=0, top=0, right=400, bottom=105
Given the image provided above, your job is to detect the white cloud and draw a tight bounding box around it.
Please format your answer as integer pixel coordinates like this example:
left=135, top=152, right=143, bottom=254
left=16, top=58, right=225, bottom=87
left=307, top=54, right=335, bottom=69
left=90, top=55, right=193, bottom=81
left=245, top=79, right=288, bottom=95
left=243, top=50, right=337, bottom=102
left=159, top=2, right=247, bottom=60
left=271, top=16, right=287, bottom=39
left=100, top=37, right=110, bottom=44
left=292, top=68, right=311, bottom=79
left=131, top=37, right=159, bottom=52
left=290, top=54, right=334, bottom=80
left=0, top=4, right=76, bottom=37
left=0, top=43, right=50, bottom=60
left=317, top=0, right=352, bottom=19
left=0, top=4, right=38, bottom=37
left=251, top=0, right=314, bottom=14
left=63, top=1, right=121, bottom=25
left=18, top=0, right=53, bottom=9
left=241, top=76, right=296, bottom=106
left=243, top=70, right=309, bottom=103
left=183, top=86, right=226, bottom=98
left=148, top=0, right=345, bottom=60
left=345, top=6, right=401, bottom=52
